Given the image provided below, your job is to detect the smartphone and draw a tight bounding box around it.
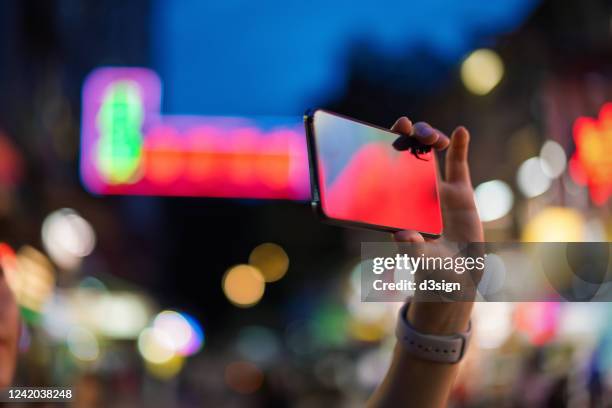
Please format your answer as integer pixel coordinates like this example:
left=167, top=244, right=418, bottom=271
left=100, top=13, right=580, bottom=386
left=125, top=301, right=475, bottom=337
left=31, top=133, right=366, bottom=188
left=304, top=109, right=443, bottom=238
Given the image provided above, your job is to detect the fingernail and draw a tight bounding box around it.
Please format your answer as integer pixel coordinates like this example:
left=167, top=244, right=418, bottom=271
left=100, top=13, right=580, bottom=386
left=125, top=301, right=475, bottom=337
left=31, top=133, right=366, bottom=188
left=415, top=123, right=434, bottom=137
left=394, top=116, right=412, bottom=128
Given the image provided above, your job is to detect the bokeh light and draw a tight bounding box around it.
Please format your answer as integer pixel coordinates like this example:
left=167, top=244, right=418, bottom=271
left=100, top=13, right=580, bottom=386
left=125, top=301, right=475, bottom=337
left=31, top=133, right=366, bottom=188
left=473, top=303, right=512, bottom=349
left=516, top=157, right=552, bottom=198
left=41, top=208, right=96, bottom=270
left=557, top=303, right=607, bottom=342
left=145, top=354, right=185, bottom=380
left=91, top=292, right=151, bottom=339
left=539, top=140, right=567, bottom=178
left=522, top=207, right=586, bottom=242
left=345, top=262, right=396, bottom=342
left=222, top=264, right=265, bottom=307
left=138, top=327, right=176, bottom=364
left=153, top=310, right=204, bottom=356
left=460, top=49, right=504, bottom=95
left=13, top=246, right=55, bottom=315
left=43, top=289, right=152, bottom=341
left=67, top=326, right=100, bottom=362
left=248, top=243, right=289, bottom=282
left=346, top=296, right=392, bottom=343
left=474, top=180, right=514, bottom=222
left=224, top=361, right=264, bottom=394
left=42, top=293, right=76, bottom=341
left=311, top=303, right=349, bottom=347
left=154, top=311, right=191, bottom=351
left=569, top=103, right=612, bottom=206
left=514, top=302, right=561, bottom=346
left=180, top=313, right=205, bottom=355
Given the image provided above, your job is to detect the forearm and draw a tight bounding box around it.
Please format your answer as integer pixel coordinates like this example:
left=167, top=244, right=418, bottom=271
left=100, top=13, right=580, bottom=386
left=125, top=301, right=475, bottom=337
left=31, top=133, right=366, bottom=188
left=367, top=302, right=473, bottom=408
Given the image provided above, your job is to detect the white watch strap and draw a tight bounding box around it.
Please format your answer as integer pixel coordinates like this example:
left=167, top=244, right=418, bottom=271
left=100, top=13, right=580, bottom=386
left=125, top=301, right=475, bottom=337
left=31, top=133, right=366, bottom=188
left=395, top=303, right=471, bottom=364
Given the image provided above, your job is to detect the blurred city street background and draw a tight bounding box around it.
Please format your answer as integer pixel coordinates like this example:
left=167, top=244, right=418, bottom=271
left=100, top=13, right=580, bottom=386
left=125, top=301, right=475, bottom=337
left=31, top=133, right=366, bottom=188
left=0, top=0, right=611, bottom=406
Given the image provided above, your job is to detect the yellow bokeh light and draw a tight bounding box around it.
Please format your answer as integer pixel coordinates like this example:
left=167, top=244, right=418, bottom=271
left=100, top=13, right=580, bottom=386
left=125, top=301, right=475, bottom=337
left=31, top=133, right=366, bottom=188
left=12, top=246, right=55, bottom=313
left=460, top=49, right=504, bottom=95
left=222, top=264, right=265, bottom=307
left=138, top=327, right=176, bottom=364
left=348, top=319, right=387, bottom=342
left=248, top=243, right=289, bottom=282
left=145, top=354, right=185, bottom=380
left=522, top=207, right=585, bottom=242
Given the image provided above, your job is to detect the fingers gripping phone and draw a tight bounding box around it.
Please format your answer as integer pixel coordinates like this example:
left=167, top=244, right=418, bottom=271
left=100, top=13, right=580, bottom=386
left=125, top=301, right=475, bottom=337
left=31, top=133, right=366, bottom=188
left=304, top=109, right=443, bottom=238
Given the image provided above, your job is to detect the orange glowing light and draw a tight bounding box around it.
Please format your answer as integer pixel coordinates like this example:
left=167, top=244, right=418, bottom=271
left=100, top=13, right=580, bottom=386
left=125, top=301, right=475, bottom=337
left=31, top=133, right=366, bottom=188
left=143, top=126, right=186, bottom=184
left=138, top=124, right=296, bottom=194
left=222, top=265, right=265, bottom=307
left=0, top=243, right=18, bottom=296
left=570, top=103, right=612, bottom=205
left=0, top=242, right=17, bottom=270
left=248, top=243, right=289, bottom=282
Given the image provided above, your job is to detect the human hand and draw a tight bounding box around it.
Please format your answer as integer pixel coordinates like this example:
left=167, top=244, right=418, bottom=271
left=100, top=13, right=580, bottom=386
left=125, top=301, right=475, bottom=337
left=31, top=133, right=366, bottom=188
left=390, top=117, right=483, bottom=335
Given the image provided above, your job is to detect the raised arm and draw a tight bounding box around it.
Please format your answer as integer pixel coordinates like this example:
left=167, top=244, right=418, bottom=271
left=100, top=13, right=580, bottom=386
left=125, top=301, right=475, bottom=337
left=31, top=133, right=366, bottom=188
left=367, top=118, right=483, bottom=408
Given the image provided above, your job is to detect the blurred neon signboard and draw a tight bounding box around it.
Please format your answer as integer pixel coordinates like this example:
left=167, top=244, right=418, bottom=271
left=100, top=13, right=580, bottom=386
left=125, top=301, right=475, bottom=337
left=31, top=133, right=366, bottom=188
left=80, top=67, right=309, bottom=200
left=569, top=103, right=612, bottom=206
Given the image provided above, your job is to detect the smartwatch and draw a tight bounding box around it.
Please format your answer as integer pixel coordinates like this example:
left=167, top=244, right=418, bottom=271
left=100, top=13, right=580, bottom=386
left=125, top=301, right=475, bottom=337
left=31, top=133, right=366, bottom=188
left=395, top=302, right=471, bottom=364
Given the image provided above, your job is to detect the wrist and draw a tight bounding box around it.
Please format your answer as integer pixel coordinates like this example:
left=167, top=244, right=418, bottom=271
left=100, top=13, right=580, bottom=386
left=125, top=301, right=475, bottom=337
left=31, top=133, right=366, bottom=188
left=406, top=301, right=473, bottom=335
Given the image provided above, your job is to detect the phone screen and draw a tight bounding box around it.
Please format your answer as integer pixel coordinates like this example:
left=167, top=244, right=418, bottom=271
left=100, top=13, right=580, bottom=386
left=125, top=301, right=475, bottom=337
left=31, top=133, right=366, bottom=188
left=309, top=110, right=443, bottom=235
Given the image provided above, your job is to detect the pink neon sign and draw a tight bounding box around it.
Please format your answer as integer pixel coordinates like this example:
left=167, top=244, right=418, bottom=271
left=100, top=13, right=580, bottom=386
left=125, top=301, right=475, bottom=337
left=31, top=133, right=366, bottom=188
left=80, top=67, right=310, bottom=200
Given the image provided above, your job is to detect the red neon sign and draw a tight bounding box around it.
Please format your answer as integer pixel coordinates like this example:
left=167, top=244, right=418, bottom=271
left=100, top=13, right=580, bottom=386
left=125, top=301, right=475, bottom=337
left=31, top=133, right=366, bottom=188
left=569, top=103, right=612, bottom=205
left=80, top=68, right=310, bottom=200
